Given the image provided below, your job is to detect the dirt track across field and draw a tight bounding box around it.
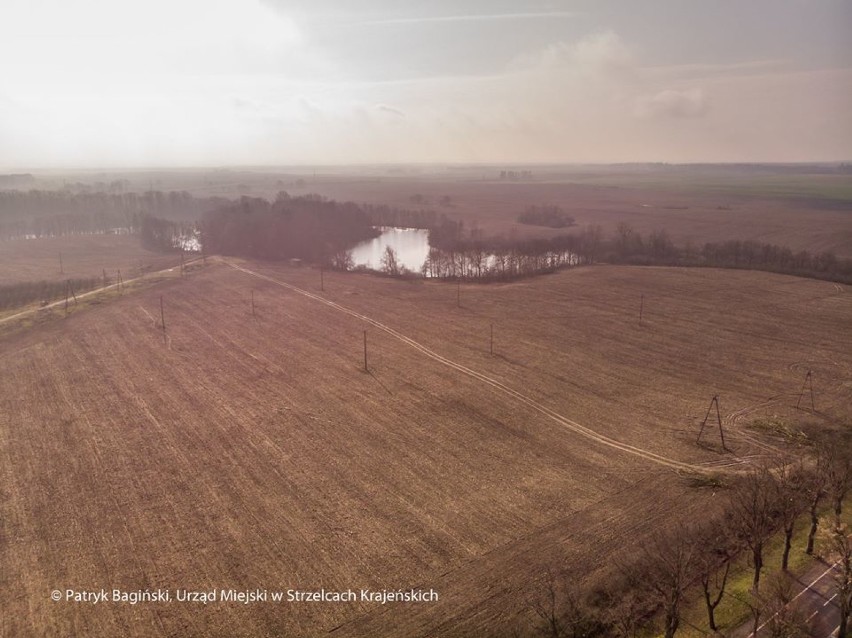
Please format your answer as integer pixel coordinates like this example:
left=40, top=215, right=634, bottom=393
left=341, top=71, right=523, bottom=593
left=225, top=260, right=720, bottom=474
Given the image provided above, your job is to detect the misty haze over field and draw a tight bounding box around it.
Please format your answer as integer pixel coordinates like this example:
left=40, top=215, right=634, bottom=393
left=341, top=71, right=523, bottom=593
left=1, top=0, right=851, bottom=168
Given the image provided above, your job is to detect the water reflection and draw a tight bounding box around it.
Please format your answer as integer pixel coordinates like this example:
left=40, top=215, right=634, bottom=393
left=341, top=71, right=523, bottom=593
left=350, top=226, right=578, bottom=279
left=350, top=227, right=430, bottom=272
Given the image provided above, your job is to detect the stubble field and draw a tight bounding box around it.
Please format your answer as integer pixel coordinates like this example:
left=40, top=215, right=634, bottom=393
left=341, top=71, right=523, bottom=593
left=1, top=257, right=851, bottom=637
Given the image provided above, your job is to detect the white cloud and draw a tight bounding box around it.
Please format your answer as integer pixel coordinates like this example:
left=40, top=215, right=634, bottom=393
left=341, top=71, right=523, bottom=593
left=352, top=11, right=580, bottom=26
left=634, top=88, right=709, bottom=119
left=1, top=0, right=314, bottom=84
left=510, top=30, right=633, bottom=76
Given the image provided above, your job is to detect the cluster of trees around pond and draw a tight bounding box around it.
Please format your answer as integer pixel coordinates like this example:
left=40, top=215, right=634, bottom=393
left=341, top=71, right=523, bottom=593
left=197, top=194, right=851, bottom=284
left=347, top=217, right=851, bottom=284
left=194, top=195, right=588, bottom=279
left=517, top=432, right=852, bottom=638
left=200, top=193, right=379, bottom=263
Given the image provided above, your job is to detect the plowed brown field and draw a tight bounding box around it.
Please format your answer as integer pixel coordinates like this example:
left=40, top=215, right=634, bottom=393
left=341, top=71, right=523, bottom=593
left=1, top=261, right=850, bottom=637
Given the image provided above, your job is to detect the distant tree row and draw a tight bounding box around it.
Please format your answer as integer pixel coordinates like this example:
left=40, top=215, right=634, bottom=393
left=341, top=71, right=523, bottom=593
left=61, top=179, right=130, bottom=193
left=406, top=193, right=454, bottom=207
left=606, top=223, right=852, bottom=284
left=0, top=189, right=228, bottom=239
left=360, top=204, right=438, bottom=229
left=420, top=236, right=584, bottom=280
left=0, top=211, right=137, bottom=240
left=0, top=174, right=34, bottom=187
left=200, top=192, right=378, bottom=263
left=500, top=169, right=533, bottom=180
left=517, top=205, right=576, bottom=228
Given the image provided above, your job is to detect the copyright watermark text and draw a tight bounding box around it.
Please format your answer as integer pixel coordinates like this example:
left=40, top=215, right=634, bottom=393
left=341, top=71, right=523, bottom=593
left=51, top=588, right=438, bottom=605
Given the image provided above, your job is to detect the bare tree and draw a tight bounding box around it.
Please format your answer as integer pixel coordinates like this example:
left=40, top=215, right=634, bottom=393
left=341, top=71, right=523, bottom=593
left=826, top=447, right=852, bottom=518
left=579, top=225, right=604, bottom=265
left=531, top=571, right=564, bottom=638
left=626, top=527, right=697, bottom=638
left=331, top=249, right=354, bottom=271
left=528, top=571, right=608, bottom=638
left=694, top=519, right=738, bottom=632
left=774, top=460, right=809, bottom=570
left=729, top=466, right=780, bottom=592
left=805, top=451, right=829, bottom=555
left=606, top=591, right=649, bottom=638
left=380, top=245, right=401, bottom=276
left=807, top=436, right=851, bottom=553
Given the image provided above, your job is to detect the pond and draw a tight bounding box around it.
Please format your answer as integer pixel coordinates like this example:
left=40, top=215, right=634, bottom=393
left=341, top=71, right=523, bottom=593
left=350, top=227, right=430, bottom=273
left=349, top=226, right=579, bottom=279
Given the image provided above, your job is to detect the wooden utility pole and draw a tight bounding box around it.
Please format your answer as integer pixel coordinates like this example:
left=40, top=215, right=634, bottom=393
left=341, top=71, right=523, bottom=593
left=363, top=330, right=368, bottom=372
left=64, top=282, right=69, bottom=315
left=117, top=269, right=123, bottom=294
left=160, top=295, right=166, bottom=344
left=251, top=290, right=256, bottom=318
left=490, top=323, right=494, bottom=356
left=697, top=395, right=726, bottom=450
left=180, top=248, right=185, bottom=275
left=320, top=268, right=324, bottom=292
left=796, top=370, right=815, bottom=411
left=59, top=252, right=64, bottom=275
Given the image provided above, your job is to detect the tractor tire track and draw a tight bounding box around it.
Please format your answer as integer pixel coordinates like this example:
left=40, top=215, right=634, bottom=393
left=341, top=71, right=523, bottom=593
left=225, top=260, right=720, bottom=474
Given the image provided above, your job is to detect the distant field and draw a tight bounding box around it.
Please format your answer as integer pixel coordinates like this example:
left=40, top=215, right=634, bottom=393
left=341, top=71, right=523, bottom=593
left=0, top=235, right=182, bottom=286
left=298, top=178, right=852, bottom=258
left=1, top=260, right=850, bottom=636
left=526, top=169, right=852, bottom=202
left=8, top=166, right=852, bottom=259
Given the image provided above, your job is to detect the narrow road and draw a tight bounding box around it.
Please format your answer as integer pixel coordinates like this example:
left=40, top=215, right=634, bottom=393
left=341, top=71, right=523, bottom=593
left=730, top=560, right=842, bottom=637
left=0, top=258, right=197, bottom=326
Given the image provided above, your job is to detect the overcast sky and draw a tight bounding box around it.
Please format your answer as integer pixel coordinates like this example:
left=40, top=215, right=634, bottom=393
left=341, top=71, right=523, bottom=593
left=1, top=0, right=850, bottom=167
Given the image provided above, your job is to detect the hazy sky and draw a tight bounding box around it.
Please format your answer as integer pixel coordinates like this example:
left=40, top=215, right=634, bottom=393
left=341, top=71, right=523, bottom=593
left=2, top=0, right=851, bottom=167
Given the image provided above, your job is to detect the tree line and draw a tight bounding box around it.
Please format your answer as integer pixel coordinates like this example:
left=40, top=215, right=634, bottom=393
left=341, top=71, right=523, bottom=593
left=380, top=216, right=850, bottom=284
left=606, top=223, right=852, bottom=284
left=351, top=219, right=602, bottom=281
left=0, top=189, right=228, bottom=239
left=520, top=434, right=852, bottom=637
left=517, top=205, right=577, bottom=229
left=359, top=203, right=439, bottom=229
